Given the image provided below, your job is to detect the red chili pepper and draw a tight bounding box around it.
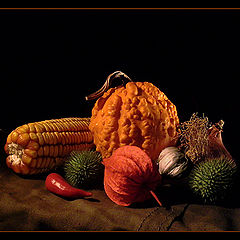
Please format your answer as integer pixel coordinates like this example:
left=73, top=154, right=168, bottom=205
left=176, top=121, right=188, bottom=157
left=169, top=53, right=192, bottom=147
left=45, top=173, right=92, bottom=199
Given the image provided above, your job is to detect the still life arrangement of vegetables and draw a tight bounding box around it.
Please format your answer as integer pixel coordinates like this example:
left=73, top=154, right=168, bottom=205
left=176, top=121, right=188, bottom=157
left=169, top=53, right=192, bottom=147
left=3, top=71, right=238, bottom=206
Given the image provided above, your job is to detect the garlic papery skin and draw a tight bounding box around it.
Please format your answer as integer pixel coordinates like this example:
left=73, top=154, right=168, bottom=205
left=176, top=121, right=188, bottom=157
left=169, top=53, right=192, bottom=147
left=158, top=147, right=188, bottom=178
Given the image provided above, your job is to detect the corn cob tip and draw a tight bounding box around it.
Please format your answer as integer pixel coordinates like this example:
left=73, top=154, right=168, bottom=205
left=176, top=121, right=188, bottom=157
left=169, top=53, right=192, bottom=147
left=4, top=117, right=94, bottom=175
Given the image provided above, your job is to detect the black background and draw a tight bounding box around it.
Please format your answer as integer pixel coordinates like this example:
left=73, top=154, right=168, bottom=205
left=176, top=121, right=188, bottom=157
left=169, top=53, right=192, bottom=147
left=0, top=9, right=239, bottom=159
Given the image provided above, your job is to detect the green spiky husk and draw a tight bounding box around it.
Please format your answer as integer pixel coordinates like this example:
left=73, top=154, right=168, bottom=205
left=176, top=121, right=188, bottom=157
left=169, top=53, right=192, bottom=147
left=188, top=157, right=237, bottom=204
left=64, top=150, right=104, bottom=189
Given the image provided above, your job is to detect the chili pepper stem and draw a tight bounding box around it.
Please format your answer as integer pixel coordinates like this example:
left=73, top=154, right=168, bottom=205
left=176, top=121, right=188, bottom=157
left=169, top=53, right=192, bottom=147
left=149, top=190, right=163, bottom=207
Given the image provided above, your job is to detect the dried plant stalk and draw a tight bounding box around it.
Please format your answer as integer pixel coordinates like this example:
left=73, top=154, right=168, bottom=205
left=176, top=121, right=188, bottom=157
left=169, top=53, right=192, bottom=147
left=85, top=71, right=132, bottom=101
left=179, top=113, right=210, bottom=163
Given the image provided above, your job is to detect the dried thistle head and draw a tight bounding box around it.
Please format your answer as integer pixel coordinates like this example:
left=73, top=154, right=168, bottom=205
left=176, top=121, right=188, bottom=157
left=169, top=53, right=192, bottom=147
left=179, top=113, right=211, bottom=164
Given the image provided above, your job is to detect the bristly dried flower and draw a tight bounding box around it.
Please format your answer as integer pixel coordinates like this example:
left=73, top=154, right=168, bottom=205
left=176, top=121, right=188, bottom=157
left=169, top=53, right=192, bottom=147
left=179, top=113, right=212, bottom=164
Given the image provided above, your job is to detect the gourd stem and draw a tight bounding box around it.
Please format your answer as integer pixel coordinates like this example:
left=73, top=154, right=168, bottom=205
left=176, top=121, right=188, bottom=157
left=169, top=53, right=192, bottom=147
left=149, top=190, right=163, bottom=207
left=85, top=71, right=132, bottom=101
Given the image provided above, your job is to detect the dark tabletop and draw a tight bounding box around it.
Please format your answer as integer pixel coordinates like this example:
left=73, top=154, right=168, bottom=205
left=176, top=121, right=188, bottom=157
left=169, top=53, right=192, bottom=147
left=1, top=145, right=240, bottom=232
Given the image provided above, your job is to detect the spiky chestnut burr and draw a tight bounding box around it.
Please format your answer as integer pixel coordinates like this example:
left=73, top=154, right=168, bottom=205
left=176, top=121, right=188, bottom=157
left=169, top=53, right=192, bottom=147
left=64, top=150, right=104, bottom=189
left=188, top=157, right=237, bottom=204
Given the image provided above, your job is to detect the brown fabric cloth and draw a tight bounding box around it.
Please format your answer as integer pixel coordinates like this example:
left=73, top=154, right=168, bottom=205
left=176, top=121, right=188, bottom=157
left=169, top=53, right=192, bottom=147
left=1, top=150, right=240, bottom=231
left=0, top=163, right=187, bottom=231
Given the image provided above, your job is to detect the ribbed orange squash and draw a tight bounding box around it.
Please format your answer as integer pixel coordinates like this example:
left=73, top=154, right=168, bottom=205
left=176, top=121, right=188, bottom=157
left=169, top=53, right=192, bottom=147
left=89, top=77, right=179, bottom=160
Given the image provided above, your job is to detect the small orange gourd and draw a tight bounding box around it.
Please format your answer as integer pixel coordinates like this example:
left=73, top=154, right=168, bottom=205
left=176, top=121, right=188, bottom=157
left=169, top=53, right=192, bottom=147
left=86, top=71, right=179, bottom=160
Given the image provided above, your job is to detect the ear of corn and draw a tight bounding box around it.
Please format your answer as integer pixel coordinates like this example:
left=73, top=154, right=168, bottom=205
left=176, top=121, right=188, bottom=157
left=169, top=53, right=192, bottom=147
left=4, top=117, right=94, bottom=175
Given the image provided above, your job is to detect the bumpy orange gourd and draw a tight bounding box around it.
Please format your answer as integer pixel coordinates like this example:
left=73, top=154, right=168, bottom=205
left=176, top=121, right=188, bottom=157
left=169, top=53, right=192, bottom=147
left=89, top=81, right=179, bottom=160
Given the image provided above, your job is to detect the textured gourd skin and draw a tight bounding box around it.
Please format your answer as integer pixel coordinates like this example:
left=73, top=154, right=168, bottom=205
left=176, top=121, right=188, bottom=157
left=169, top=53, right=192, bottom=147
left=89, top=82, right=179, bottom=160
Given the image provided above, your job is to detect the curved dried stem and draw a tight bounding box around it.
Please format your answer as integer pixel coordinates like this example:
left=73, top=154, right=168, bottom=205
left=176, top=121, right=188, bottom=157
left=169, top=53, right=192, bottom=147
left=149, top=190, right=163, bottom=207
left=85, top=71, right=132, bottom=101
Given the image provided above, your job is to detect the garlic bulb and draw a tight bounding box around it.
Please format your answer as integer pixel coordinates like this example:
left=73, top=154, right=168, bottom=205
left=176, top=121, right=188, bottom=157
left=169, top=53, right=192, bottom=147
left=158, top=147, right=188, bottom=178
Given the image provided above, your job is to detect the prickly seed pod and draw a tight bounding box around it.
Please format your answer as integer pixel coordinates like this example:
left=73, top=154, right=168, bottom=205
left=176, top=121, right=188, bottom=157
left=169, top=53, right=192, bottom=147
left=158, top=147, right=189, bottom=178
left=64, top=150, right=104, bottom=189
left=188, top=157, right=238, bottom=204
